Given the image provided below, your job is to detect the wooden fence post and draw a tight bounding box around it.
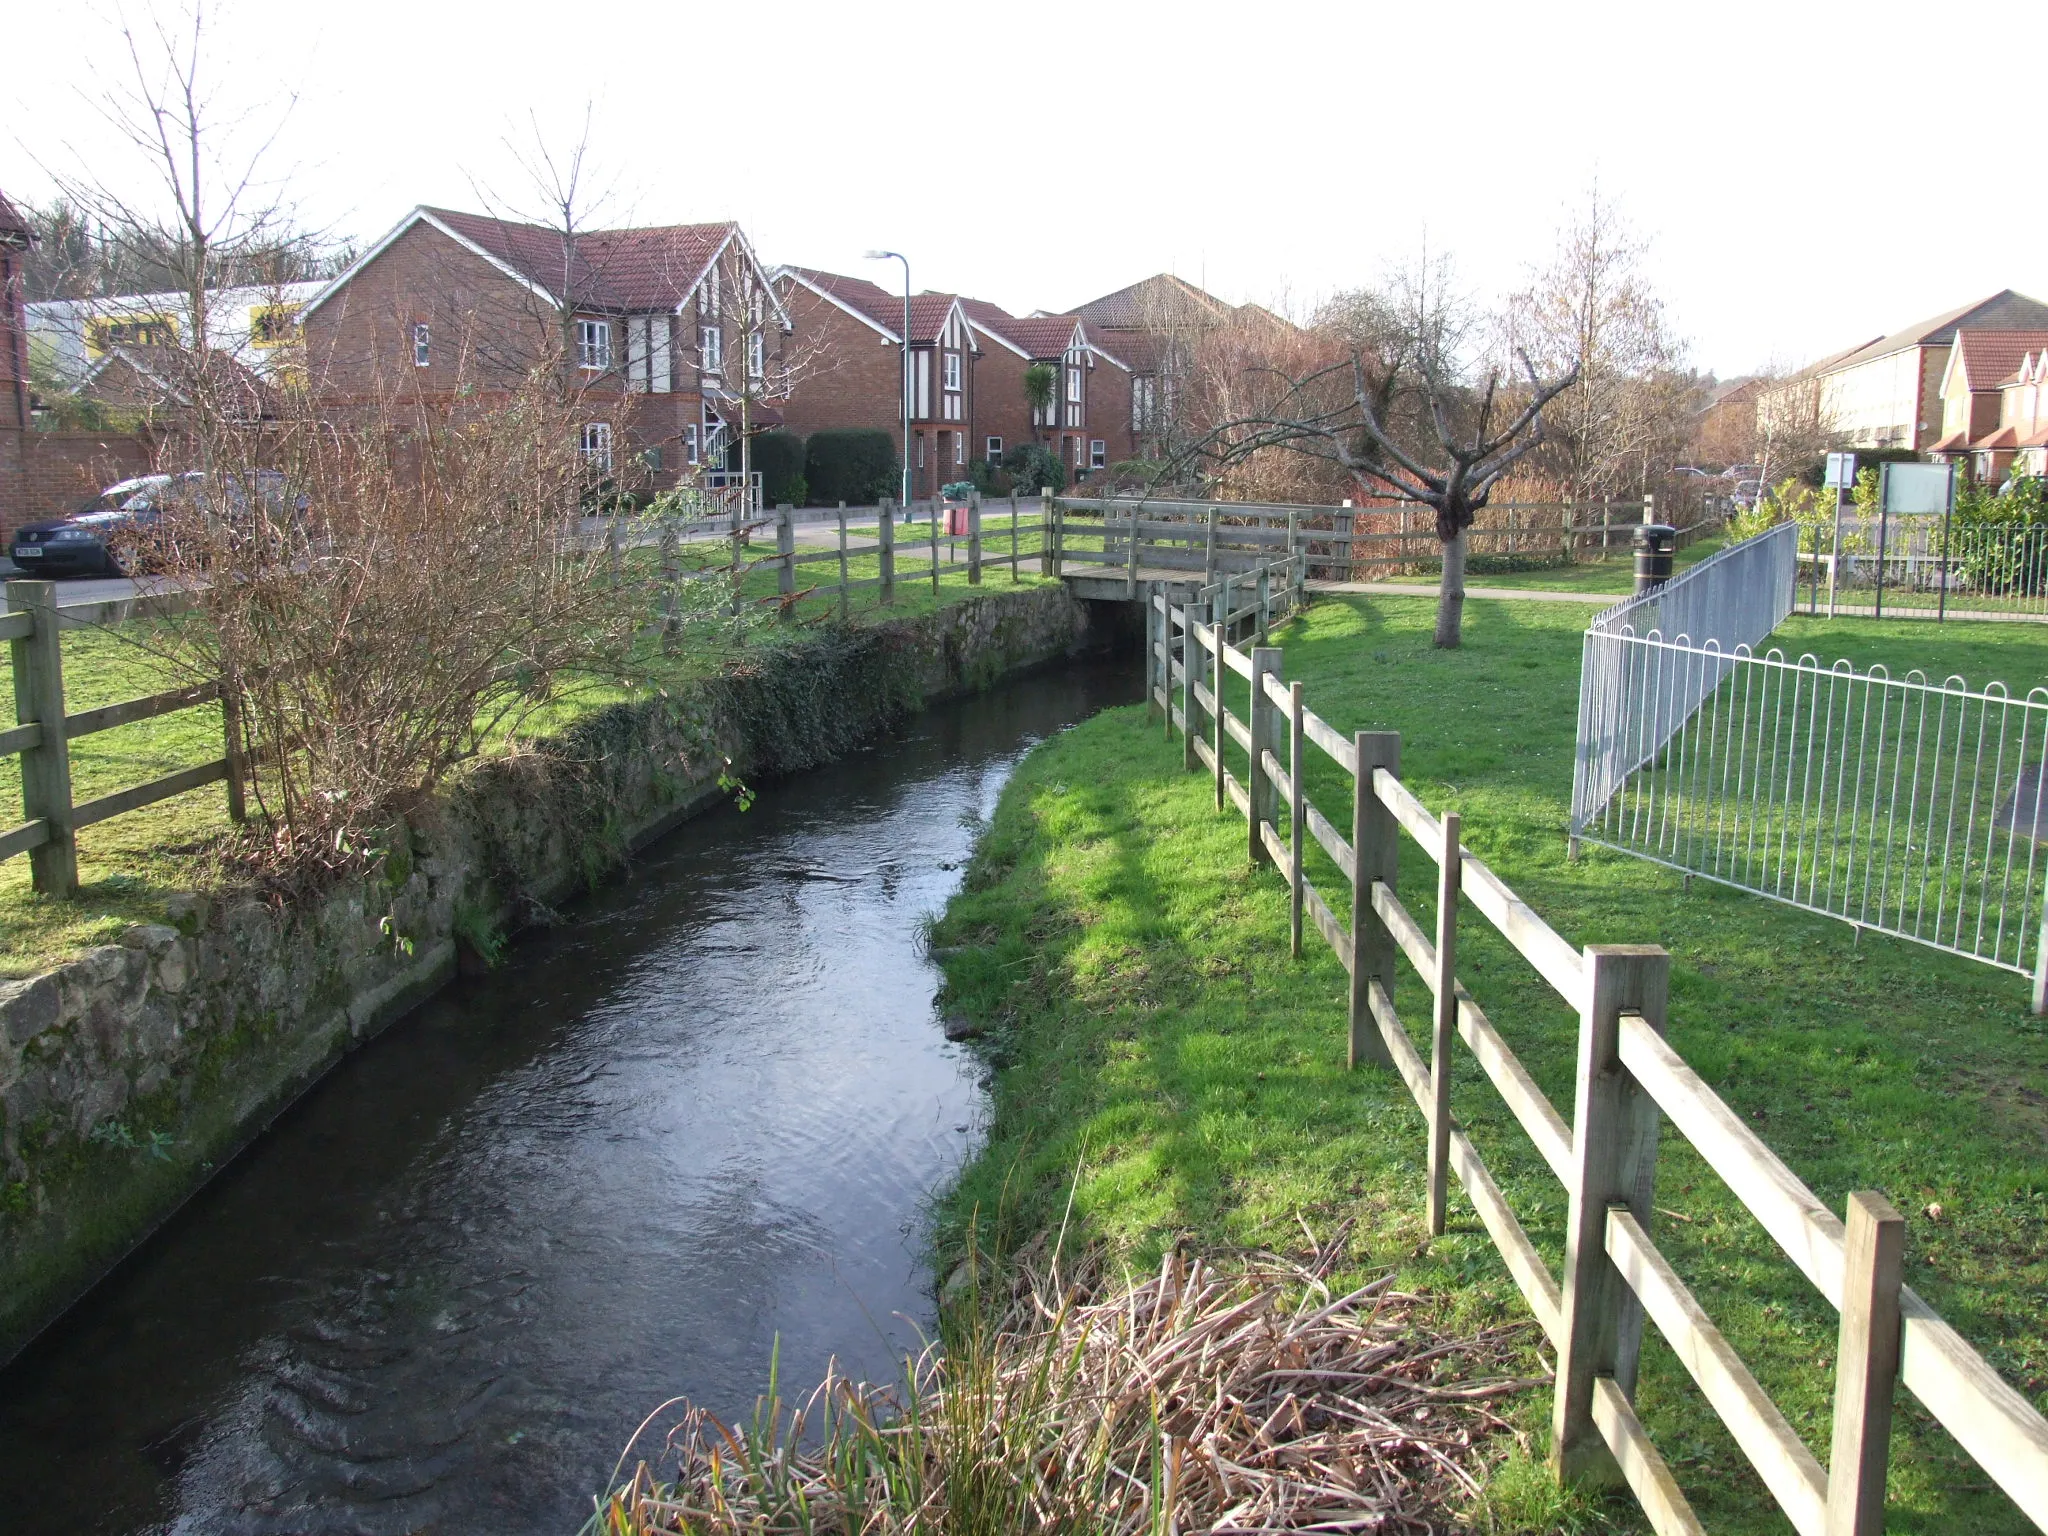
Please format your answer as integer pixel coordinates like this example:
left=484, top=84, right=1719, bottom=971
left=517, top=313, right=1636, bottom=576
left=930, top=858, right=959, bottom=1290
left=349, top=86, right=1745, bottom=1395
left=837, top=502, right=850, bottom=621
left=1160, top=591, right=1174, bottom=741
left=1039, top=494, right=1054, bottom=578
left=1351, top=731, right=1400, bottom=1071
left=1181, top=603, right=1198, bottom=773
left=969, top=493, right=983, bottom=586
left=1142, top=589, right=1157, bottom=723
left=1428, top=810, right=1462, bottom=1235
left=930, top=498, right=940, bottom=596
left=775, top=503, right=796, bottom=622
left=1287, top=508, right=1300, bottom=587
left=1552, top=943, right=1671, bottom=1484
left=1125, top=510, right=1140, bottom=598
left=1204, top=505, right=1218, bottom=588
left=221, top=678, right=247, bottom=824
left=1212, top=591, right=1227, bottom=813
left=1009, top=491, right=1020, bottom=583
left=1602, top=502, right=1613, bottom=556
left=8, top=581, right=77, bottom=897
left=1257, top=562, right=1271, bottom=641
left=1248, top=647, right=1282, bottom=866
left=879, top=499, right=896, bottom=604
left=1825, top=1191, right=1906, bottom=1536
left=1289, top=680, right=1305, bottom=956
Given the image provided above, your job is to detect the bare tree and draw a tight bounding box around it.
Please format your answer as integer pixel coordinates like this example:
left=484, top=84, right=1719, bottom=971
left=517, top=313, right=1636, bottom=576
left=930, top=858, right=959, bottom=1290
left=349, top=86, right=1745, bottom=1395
left=1502, top=187, right=1689, bottom=503
left=1177, top=343, right=1576, bottom=648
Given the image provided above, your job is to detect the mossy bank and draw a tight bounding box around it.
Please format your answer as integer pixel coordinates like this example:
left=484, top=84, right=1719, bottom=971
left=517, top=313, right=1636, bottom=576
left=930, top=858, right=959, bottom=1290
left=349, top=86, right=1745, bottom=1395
left=0, top=584, right=1107, bottom=1365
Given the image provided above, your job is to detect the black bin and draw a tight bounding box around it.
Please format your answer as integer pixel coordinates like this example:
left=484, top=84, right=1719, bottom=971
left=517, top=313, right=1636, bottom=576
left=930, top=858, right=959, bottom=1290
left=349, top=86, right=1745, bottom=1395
left=1633, top=523, right=1677, bottom=594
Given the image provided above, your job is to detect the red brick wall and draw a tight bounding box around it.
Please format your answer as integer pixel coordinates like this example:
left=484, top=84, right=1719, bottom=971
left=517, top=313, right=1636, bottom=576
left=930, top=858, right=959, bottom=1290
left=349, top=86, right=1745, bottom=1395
left=775, top=280, right=902, bottom=444
left=1082, top=349, right=1135, bottom=470
left=970, top=335, right=1031, bottom=467
left=5, top=432, right=158, bottom=538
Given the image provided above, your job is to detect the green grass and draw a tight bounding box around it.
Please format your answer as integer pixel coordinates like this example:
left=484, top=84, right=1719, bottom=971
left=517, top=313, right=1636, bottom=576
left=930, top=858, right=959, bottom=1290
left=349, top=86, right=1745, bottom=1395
left=1406, top=536, right=1730, bottom=595
left=931, top=595, right=2048, bottom=1533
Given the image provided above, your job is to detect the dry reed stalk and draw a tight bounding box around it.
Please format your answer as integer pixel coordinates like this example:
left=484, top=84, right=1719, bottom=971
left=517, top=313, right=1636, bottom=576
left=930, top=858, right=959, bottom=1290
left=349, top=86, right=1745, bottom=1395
left=595, top=1231, right=1543, bottom=1535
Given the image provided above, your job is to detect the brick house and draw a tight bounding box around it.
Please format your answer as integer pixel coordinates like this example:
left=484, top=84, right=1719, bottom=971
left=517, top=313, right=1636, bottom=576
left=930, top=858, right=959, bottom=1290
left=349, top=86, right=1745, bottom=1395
left=300, top=206, right=790, bottom=491
left=1070, top=274, right=1241, bottom=460
left=1928, top=331, right=2048, bottom=482
left=1763, top=291, right=2048, bottom=452
left=2004, top=349, right=2048, bottom=479
left=960, top=304, right=1133, bottom=479
left=772, top=268, right=985, bottom=499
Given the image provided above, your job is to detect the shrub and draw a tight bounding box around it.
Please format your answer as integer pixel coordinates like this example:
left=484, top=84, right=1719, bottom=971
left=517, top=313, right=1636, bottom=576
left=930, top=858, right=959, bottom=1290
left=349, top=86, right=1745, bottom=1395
left=1001, top=443, right=1065, bottom=494
left=806, top=428, right=901, bottom=505
left=968, top=457, right=1015, bottom=496
left=750, top=430, right=807, bottom=507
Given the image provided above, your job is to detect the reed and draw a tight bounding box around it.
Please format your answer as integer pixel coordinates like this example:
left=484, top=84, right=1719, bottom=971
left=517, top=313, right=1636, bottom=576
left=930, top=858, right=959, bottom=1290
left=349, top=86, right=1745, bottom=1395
left=592, top=1232, right=1540, bottom=1534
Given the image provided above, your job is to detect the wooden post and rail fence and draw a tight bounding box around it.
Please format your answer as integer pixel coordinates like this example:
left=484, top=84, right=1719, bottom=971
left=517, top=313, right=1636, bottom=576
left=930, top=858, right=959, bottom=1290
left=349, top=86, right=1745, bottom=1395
left=1146, top=589, right=2048, bottom=1534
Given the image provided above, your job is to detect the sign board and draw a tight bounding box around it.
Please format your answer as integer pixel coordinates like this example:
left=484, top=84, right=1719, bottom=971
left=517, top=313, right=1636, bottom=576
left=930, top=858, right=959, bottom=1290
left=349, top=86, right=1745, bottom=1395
left=1879, top=461, right=1954, bottom=515
left=1824, top=452, right=1856, bottom=489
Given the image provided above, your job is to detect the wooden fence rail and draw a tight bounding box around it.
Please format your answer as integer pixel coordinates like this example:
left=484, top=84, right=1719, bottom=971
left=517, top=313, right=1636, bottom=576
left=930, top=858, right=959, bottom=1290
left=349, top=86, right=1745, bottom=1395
left=1062, top=493, right=1720, bottom=582
left=1148, top=590, right=2048, bottom=1534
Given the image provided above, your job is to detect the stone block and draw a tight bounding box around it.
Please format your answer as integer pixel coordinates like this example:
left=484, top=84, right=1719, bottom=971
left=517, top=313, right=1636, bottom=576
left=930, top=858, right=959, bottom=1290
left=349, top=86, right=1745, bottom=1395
left=0, top=976, right=60, bottom=1047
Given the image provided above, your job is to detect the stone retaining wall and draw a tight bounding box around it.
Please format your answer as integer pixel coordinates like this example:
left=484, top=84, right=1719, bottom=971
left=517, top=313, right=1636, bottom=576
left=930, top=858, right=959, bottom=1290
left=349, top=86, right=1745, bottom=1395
left=0, top=585, right=1101, bottom=1362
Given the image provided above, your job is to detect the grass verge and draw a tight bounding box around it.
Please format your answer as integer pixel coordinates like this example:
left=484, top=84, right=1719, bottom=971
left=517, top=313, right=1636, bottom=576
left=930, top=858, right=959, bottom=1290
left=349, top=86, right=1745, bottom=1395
left=929, top=594, right=2048, bottom=1533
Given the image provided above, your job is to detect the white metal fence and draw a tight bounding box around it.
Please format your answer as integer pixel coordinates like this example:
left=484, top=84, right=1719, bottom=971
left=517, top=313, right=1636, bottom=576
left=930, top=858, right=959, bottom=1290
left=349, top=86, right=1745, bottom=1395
left=1574, top=524, right=1799, bottom=824
left=1795, top=514, right=2048, bottom=621
left=1574, top=629, right=2048, bottom=998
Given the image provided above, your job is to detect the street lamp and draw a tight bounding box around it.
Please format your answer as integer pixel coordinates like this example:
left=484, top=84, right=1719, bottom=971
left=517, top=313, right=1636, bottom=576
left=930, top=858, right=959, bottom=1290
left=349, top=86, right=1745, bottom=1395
left=865, top=249, right=912, bottom=518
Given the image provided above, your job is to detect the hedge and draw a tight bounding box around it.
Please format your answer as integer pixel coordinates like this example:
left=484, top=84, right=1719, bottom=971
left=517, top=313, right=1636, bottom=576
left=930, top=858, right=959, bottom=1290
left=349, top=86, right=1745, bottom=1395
left=805, top=429, right=900, bottom=506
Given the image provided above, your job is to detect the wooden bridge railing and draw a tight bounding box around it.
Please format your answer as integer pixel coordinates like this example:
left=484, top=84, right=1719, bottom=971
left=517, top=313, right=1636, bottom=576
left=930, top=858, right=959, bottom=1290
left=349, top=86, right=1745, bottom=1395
left=1147, top=590, right=2048, bottom=1534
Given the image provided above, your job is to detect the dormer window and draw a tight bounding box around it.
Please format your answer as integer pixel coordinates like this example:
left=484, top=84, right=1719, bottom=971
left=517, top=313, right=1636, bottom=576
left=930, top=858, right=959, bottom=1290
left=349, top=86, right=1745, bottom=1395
left=943, top=351, right=961, bottom=392
left=701, top=325, right=723, bottom=373
left=577, top=319, right=612, bottom=371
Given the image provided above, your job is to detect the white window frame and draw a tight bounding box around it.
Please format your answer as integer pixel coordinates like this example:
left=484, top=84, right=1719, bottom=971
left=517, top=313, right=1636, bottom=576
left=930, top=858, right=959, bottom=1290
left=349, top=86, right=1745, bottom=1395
left=701, top=325, right=723, bottom=374
left=986, top=435, right=1002, bottom=462
left=683, top=423, right=700, bottom=466
left=580, top=422, right=614, bottom=471
left=955, top=434, right=965, bottom=466
left=412, top=322, right=430, bottom=368
left=1066, top=365, right=1082, bottom=403
left=1090, top=439, right=1106, bottom=469
left=577, top=319, right=612, bottom=371
left=943, top=350, right=961, bottom=392
left=748, top=330, right=765, bottom=379
left=917, top=435, right=926, bottom=469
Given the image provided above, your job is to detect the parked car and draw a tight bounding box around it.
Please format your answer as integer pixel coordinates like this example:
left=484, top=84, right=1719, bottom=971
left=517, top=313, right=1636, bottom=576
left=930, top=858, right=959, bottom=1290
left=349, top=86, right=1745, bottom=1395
left=9, top=474, right=186, bottom=576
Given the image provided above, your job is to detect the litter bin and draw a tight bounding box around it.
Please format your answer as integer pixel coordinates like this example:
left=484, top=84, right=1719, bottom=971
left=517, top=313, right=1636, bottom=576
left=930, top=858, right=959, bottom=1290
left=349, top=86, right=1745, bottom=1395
left=1633, top=523, right=1676, bottom=594
left=945, top=502, right=970, bottom=537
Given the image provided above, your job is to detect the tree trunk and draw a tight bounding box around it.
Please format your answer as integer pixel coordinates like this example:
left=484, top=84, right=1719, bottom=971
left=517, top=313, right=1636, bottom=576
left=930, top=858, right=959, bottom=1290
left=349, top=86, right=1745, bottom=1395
left=1434, top=528, right=1467, bottom=649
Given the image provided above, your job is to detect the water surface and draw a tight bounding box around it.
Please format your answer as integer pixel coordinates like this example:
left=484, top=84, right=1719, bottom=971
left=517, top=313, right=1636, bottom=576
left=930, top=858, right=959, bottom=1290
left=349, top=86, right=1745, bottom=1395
left=0, top=659, right=1133, bottom=1534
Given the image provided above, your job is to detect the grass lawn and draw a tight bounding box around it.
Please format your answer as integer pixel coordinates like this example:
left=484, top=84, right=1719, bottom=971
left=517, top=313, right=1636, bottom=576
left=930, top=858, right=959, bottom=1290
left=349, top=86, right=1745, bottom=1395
left=930, top=594, right=2048, bottom=1533
left=1, top=547, right=1061, bottom=978
left=1436, top=536, right=1729, bottom=595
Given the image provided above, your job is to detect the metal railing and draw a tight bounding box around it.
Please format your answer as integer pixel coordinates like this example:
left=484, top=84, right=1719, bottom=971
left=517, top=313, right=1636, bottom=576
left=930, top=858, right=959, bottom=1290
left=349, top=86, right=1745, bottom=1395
left=1574, top=627, right=2048, bottom=1003
left=1147, top=597, right=2048, bottom=1533
left=1796, top=514, right=2048, bottom=621
left=1574, top=524, right=1799, bottom=826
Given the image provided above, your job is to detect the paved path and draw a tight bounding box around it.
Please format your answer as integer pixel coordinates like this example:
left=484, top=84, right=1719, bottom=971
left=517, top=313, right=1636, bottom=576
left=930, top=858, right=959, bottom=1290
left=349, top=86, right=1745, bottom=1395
left=1311, top=580, right=1617, bottom=605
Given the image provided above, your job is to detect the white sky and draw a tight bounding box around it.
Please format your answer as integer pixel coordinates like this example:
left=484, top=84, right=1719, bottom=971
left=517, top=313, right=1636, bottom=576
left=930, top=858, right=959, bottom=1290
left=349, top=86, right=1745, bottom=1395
left=8, top=0, right=2045, bottom=378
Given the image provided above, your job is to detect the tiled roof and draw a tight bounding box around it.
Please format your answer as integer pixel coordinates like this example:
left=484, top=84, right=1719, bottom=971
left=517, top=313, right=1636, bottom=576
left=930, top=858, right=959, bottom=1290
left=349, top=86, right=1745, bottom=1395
left=1089, top=328, right=1166, bottom=372
left=783, top=269, right=958, bottom=342
left=1972, top=426, right=2020, bottom=450
left=1952, top=330, right=2048, bottom=392
left=1071, top=274, right=1232, bottom=331
left=1928, top=429, right=1972, bottom=453
left=425, top=207, right=734, bottom=310
left=1825, top=291, right=2048, bottom=373
left=960, top=299, right=1080, bottom=358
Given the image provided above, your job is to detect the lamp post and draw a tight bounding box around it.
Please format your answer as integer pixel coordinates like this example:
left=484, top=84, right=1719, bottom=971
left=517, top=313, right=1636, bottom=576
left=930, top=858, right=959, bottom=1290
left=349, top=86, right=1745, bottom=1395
left=865, top=249, right=911, bottom=519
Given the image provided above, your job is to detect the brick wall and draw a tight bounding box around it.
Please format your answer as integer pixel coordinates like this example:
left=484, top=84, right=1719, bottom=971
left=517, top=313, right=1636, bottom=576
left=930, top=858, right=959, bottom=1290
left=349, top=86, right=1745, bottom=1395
left=3, top=431, right=159, bottom=540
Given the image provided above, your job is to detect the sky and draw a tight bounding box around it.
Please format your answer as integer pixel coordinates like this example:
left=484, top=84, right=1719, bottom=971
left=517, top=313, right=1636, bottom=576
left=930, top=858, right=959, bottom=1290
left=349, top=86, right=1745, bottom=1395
left=7, top=0, right=2045, bottom=379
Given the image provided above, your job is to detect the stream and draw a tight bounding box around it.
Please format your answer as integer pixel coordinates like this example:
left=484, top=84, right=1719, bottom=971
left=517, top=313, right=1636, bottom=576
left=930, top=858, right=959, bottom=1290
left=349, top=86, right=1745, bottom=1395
left=0, top=657, right=1135, bottom=1534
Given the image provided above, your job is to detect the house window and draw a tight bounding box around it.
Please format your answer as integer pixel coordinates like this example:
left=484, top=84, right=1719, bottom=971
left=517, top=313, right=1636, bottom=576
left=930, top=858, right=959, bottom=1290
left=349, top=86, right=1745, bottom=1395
left=1066, top=366, right=1082, bottom=403
left=683, top=424, right=700, bottom=465
left=577, top=319, right=612, bottom=371
left=627, top=315, right=672, bottom=394
left=943, top=351, right=961, bottom=392
left=917, top=435, right=926, bottom=469
left=413, top=322, right=430, bottom=368
left=87, top=315, right=177, bottom=353
left=642, top=445, right=664, bottom=471
left=1090, top=439, right=1106, bottom=469
left=701, top=325, right=723, bottom=373
left=1132, top=376, right=1155, bottom=430
left=249, top=304, right=301, bottom=348
left=749, top=330, right=765, bottom=379
left=986, top=435, right=1002, bottom=462
left=706, top=263, right=721, bottom=317
left=580, top=422, right=613, bottom=471
left=955, top=434, right=965, bottom=466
